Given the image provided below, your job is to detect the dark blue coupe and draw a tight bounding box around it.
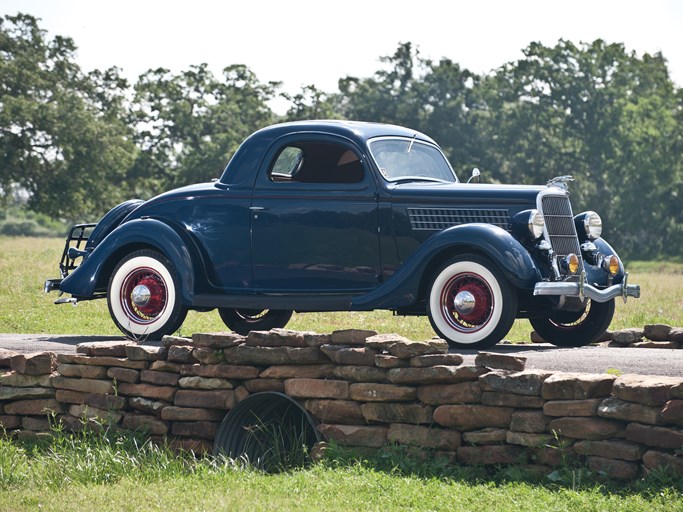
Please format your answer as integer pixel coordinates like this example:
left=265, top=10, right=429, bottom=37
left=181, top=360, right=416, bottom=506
left=45, top=121, right=640, bottom=349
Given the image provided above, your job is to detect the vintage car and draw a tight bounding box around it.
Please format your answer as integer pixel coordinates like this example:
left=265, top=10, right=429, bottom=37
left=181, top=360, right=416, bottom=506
left=45, top=120, right=640, bottom=349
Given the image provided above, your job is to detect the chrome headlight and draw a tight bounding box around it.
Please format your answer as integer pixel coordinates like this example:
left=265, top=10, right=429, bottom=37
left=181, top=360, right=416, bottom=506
left=582, top=211, right=602, bottom=240
left=529, top=210, right=545, bottom=239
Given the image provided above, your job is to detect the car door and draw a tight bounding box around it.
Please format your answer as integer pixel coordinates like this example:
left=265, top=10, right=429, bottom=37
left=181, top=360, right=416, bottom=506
left=250, top=134, right=382, bottom=293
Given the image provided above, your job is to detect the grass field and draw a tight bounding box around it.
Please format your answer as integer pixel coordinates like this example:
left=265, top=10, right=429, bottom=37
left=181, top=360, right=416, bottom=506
left=0, top=431, right=681, bottom=512
left=1, top=236, right=681, bottom=339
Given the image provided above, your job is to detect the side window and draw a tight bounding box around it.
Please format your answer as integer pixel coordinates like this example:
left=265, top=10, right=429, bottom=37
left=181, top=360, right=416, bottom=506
left=268, top=142, right=364, bottom=184
left=271, top=147, right=304, bottom=181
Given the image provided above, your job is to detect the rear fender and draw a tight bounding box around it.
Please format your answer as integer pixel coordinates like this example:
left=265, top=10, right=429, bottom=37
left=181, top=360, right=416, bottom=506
left=86, top=199, right=145, bottom=250
left=352, top=223, right=540, bottom=309
left=59, top=218, right=196, bottom=304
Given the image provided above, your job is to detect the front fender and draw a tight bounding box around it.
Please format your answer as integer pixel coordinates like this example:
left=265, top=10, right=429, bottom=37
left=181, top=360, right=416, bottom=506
left=586, top=237, right=626, bottom=285
left=352, top=223, right=541, bottom=309
left=60, top=218, right=196, bottom=304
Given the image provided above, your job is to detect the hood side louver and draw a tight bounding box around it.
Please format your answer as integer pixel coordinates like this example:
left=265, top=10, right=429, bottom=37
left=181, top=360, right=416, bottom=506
left=408, top=208, right=510, bottom=231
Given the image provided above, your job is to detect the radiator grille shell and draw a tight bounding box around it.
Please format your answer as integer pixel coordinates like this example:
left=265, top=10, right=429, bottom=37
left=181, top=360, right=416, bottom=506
left=538, top=190, right=583, bottom=277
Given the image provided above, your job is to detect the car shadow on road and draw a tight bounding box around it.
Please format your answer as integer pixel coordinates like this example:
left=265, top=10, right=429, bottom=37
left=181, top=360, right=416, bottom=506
left=34, top=335, right=126, bottom=346
left=450, top=343, right=562, bottom=355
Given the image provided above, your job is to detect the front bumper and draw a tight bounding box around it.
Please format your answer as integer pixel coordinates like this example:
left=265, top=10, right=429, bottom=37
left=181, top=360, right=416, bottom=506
left=533, top=272, right=640, bottom=303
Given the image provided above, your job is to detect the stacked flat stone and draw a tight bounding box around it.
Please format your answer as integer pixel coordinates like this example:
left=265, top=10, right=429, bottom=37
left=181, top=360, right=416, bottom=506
left=0, top=350, right=58, bottom=439
left=1, top=328, right=682, bottom=480
left=532, top=324, right=683, bottom=348
left=608, top=324, right=683, bottom=348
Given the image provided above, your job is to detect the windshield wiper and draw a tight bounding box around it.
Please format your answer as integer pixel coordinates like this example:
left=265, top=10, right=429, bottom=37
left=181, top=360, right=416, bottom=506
left=407, top=133, right=417, bottom=153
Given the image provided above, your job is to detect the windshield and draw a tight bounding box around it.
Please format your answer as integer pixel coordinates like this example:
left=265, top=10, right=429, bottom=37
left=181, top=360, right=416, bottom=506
left=368, top=137, right=458, bottom=183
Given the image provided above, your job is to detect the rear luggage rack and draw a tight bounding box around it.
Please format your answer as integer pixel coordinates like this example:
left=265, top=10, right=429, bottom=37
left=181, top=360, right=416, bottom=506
left=45, top=223, right=96, bottom=295
left=59, top=223, right=96, bottom=278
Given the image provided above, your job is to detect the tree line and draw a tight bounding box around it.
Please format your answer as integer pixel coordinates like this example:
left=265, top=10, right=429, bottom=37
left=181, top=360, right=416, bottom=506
left=1, top=13, right=681, bottom=260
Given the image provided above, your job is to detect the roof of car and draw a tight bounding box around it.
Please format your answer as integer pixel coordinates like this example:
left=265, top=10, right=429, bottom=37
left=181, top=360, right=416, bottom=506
left=217, top=120, right=441, bottom=186
left=249, top=120, right=437, bottom=146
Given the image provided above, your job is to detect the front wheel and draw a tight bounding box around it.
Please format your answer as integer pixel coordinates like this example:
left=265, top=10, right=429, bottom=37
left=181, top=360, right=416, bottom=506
left=427, top=254, right=517, bottom=350
left=219, top=308, right=293, bottom=335
left=529, top=299, right=615, bottom=347
left=107, top=249, right=187, bottom=341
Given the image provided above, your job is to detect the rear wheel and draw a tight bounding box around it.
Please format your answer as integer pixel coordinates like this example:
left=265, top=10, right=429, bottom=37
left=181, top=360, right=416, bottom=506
left=107, top=249, right=187, bottom=341
left=219, top=308, right=293, bottom=335
left=529, top=299, right=615, bottom=347
left=427, top=254, right=517, bottom=350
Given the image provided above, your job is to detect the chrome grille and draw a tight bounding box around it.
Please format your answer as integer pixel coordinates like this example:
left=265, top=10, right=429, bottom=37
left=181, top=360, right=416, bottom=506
left=408, top=208, right=510, bottom=231
left=540, top=193, right=583, bottom=274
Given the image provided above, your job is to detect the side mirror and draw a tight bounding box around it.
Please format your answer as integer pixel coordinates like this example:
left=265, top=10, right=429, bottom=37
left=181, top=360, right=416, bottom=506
left=467, top=168, right=481, bottom=183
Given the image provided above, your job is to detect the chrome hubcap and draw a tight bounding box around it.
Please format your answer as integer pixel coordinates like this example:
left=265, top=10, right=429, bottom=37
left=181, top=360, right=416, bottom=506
left=453, top=290, right=476, bottom=315
left=131, top=284, right=151, bottom=307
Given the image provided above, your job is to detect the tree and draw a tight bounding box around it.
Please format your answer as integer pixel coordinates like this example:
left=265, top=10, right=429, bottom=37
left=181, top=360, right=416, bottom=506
left=337, top=42, right=481, bottom=177
left=283, top=85, right=341, bottom=121
left=338, top=42, right=425, bottom=126
left=130, top=64, right=278, bottom=192
left=478, top=40, right=682, bottom=259
left=0, top=13, right=135, bottom=221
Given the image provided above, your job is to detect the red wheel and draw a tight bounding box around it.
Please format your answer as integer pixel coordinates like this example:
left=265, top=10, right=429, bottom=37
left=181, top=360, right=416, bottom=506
left=427, top=254, right=517, bottom=349
left=440, top=273, right=495, bottom=333
left=120, top=268, right=167, bottom=322
left=108, top=249, right=187, bottom=340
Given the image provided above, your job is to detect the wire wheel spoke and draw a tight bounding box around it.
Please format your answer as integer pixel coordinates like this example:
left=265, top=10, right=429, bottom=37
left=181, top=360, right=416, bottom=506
left=442, top=273, right=493, bottom=332
left=122, top=268, right=167, bottom=323
left=236, top=309, right=269, bottom=321
left=550, top=302, right=591, bottom=329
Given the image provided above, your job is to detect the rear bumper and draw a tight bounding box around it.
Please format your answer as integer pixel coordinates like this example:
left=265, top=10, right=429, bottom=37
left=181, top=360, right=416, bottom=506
left=44, top=279, right=61, bottom=293
left=533, top=272, right=640, bottom=303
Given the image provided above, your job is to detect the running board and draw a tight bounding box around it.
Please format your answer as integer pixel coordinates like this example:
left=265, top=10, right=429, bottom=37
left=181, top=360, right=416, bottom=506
left=192, top=293, right=354, bottom=311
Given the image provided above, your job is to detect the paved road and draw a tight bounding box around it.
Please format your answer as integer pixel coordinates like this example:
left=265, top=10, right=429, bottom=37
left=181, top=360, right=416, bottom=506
left=1, top=333, right=681, bottom=377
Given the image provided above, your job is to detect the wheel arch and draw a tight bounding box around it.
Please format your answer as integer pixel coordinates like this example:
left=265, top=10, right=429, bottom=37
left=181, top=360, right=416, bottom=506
left=60, top=219, right=200, bottom=305
left=417, top=246, right=492, bottom=304
left=352, top=224, right=540, bottom=310
left=95, top=241, right=166, bottom=291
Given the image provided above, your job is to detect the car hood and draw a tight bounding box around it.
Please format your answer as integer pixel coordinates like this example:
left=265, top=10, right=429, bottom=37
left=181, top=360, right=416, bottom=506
left=387, top=182, right=545, bottom=207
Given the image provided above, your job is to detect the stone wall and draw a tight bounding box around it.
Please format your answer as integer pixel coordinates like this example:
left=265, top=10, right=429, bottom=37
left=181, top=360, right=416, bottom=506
left=1, top=329, right=682, bottom=480
left=534, top=323, right=683, bottom=349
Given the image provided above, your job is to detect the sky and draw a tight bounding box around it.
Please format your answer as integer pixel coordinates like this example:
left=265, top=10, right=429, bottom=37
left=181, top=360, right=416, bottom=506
left=3, top=0, right=682, bottom=110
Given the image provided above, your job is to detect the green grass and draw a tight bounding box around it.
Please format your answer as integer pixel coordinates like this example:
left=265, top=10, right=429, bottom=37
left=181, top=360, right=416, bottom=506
left=0, top=430, right=681, bottom=512
left=2, top=236, right=682, bottom=340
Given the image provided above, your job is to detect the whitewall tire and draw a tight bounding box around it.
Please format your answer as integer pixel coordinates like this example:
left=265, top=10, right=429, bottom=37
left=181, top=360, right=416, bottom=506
left=107, top=249, right=187, bottom=340
left=427, top=254, right=517, bottom=350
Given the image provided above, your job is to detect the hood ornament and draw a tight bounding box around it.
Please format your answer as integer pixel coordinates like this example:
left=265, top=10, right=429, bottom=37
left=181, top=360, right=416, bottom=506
left=547, top=175, right=575, bottom=190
